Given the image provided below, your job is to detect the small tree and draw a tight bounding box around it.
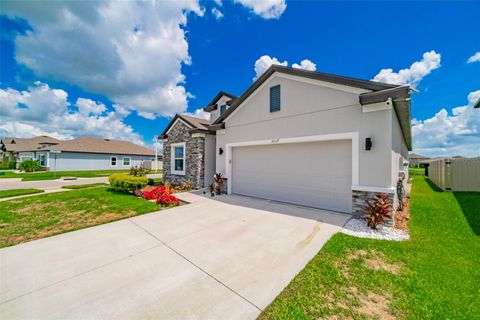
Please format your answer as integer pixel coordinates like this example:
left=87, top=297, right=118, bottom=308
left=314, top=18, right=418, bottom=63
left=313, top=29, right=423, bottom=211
left=364, top=193, right=392, bottom=229
left=213, top=173, right=224, bottom=195
left=19, top=159, right=41, bottom=172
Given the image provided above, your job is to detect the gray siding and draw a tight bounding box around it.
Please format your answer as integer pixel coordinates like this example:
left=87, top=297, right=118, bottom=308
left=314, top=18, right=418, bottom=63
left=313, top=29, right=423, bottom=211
left=51, top=152, right=151, bottom=171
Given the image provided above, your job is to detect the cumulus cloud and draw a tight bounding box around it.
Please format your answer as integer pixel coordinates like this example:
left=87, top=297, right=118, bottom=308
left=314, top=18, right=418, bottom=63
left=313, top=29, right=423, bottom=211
left=292, top=59, right=316, bottom=71
left=234, top=0, right=286, bottom=19
left=211, top=7, right=224, bottom=19
left=253, top=55, right=288, bottom=80
left=467, top=52, right=480, bottom=63
left=372, top=50, right=441, bottom=87
left=0, top=82, right=144, bottom=145
left=1, top=1, right=204, bottom=119
left=253, top=55, right=318, bottom=80
left=411, top=89, right=480, bottom=157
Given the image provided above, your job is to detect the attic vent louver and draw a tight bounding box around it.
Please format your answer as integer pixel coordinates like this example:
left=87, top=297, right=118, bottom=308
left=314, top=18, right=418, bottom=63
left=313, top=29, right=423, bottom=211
left=104, top=139, right=110, bottom=141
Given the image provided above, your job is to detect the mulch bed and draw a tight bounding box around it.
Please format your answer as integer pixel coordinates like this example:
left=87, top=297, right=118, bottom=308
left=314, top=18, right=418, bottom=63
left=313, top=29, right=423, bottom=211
left=394, top=197, right=410, bottom=233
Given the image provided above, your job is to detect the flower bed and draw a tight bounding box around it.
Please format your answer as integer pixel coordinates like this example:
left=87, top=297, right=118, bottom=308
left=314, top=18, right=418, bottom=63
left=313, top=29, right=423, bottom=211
left=135, top=184, right=180, bottom=207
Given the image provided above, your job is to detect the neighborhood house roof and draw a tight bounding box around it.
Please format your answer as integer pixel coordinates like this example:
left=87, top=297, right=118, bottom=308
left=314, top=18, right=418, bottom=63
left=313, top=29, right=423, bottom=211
left=1, top=136, right=155, bottom=156
left=408, top=153, right=430, bottom=160
left=203, top=91, right=238, bottom=112
left=159, top=114, right=211, bottom=139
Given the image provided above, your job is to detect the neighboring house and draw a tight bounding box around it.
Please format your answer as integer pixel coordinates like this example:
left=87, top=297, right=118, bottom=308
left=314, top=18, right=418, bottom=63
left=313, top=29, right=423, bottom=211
left=0, top=136, right=155, bottom=171
left=160, top=65, right=412, bottom=218
left=408, top=152, right=430, bottom=167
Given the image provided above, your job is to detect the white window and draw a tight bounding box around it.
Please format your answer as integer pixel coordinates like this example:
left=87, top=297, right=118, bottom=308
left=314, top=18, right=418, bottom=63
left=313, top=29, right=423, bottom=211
left=111, top=156, right=117, bottom=167
left=123, top=156, right=131, bottom=166
left=38, top=154, right=47, bottom=167
left=171, top=142, right=186, bottom=175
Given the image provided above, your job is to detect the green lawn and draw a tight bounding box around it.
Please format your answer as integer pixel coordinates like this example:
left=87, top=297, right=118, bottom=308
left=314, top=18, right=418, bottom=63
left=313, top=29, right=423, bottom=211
left=0, top=187, right=160, bottom=248
left=0, top=169, right=130, bottom=181
left=259, top=176, right=480, bottom=320
left=408, top=167, right=425, bottom=176
left=0, top=188, right=44, bottom=199
left=61, top=183, right=109, bottom=189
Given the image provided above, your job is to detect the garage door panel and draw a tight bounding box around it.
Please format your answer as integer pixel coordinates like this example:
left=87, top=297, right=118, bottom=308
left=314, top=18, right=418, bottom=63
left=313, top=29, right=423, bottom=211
left=231, top=140, right=352, bottom=213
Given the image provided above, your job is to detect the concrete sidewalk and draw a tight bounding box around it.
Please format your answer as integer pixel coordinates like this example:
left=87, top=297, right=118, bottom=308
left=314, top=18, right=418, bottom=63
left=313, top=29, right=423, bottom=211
left=0, top=192, right=349, bottom=319
left=0, top=173, right=162, bottom=191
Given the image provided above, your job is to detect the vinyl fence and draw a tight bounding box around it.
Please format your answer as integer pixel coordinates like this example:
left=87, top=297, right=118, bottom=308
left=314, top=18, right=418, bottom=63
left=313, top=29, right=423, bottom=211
left=143, top=160, right=163, bottom=171
left=427, top=157, right=480, bottom=192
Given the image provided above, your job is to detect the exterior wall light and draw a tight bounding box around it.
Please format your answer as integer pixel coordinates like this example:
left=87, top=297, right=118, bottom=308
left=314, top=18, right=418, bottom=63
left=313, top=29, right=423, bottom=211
left=366, top=138, right=372, bottom=150
left=219, top=147, right=224, bottom=155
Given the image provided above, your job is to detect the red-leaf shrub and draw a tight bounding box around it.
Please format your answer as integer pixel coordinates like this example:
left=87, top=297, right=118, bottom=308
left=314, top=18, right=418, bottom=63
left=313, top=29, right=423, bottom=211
left=138, top=183, right=179, bottom=206
left=364, top=193, right=392, bottom=229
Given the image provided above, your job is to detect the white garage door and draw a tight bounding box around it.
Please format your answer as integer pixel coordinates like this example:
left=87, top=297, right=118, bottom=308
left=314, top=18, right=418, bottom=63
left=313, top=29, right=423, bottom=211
left=231, top=140, right=352, bottom=213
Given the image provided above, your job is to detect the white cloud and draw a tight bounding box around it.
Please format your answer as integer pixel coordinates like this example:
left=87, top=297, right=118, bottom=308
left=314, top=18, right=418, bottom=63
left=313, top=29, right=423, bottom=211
left=253, top=55, right=288, bottom=80
left=234, top=0, right=286, bottom=19
left=372, top=50, right=441, bottom=87
left=0, top=82, right=144, bottom=145
left=292, top=59, right=317, bottom=71
left=253, top=55, right=318, bottom=80
left=1, top=1, right=204, bottom=119
left=182, top=108, right=210, bottom=120
left=411, top=89, right=480, bottom=157
left=467, top=52, right=480, bottom=63
left=76, top=98, right=106, bottom=115
left=211, top=7, right=224, bottom=19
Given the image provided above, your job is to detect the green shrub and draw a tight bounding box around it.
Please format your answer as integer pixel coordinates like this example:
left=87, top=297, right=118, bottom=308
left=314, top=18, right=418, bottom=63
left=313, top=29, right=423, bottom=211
left=19, top=159, right=41, bottom=172
left=109, top=174, right=148, bottom=193
left=0, top=161, right=16, bottom=170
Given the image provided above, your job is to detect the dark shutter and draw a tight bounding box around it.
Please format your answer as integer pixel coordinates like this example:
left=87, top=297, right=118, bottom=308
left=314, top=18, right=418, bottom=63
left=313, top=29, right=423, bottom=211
left=270, top=85, right=280, bottom=112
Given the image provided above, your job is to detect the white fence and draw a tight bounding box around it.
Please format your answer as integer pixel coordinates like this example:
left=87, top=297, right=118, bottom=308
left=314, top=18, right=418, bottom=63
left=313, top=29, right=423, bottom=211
left=143, top=160, right=163, bottom=171
left=428, top=157, right=480, bottom=191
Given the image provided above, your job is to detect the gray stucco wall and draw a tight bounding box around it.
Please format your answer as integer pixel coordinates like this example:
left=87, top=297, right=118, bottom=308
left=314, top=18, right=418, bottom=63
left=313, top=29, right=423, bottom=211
left=51, top=152, right=151, bottom=171
left=217, top=74, right=394, bottom=189
left=204, top=134, right=216, bottom=187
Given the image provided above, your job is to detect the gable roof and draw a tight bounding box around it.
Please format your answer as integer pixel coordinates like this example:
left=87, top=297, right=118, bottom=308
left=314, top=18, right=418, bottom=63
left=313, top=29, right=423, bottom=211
left=1, top=136, right=154, bottom=156
left=203, top=91, right=238, bottom=112
left=1, top=136, right=61, bottom=152
left=211, top=65, right=412, bottom=150
left=409, top=153, right=430, bottom=160
left=159, top=114, right=210, bottom=139
left=213, top=65, right=400, bottom=125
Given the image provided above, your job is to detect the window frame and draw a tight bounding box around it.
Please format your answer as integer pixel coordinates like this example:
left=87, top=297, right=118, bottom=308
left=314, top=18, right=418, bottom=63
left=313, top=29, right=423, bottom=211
left=171, top=142, right=186, bottom=175
left=220, top=104, right=227, bottom=115
left=123, top=156, right=131, bottom=167
left=270, top=84, right=281, bottom=112
left=110, top=156, right=118, bottom=167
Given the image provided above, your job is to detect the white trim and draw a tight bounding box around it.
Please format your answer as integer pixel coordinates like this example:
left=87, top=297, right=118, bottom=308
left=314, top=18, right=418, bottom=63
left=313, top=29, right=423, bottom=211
left=192, top=133, right=206, bottom=138
left=110, top=155, right=118, bottom=167
left=351, top=185, right=395, bottom=194
left=122, top=156, right=131, bottom=167
left=171, top=142, right=186, bottom=175
left=166, top=118, right=193, bottom=135
left=216, top=129, right=226, bottom=135
left=362, top=101, right=391, bottom=113
left=225, top=132, right=360, bottom=194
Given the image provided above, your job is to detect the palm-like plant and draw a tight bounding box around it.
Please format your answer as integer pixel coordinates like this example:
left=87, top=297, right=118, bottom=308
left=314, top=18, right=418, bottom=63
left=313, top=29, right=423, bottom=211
left=364, top=193, right=392, bottom=229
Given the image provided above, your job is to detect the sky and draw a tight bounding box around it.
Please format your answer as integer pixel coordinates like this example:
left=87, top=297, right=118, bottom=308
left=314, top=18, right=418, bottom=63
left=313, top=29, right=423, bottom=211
left=0, top=0, right=479, bottom=157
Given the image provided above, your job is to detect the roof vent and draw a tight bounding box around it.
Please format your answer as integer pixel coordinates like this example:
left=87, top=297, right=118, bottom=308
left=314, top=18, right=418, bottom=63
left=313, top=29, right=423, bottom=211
left=104, top=139, right=110, bottom=141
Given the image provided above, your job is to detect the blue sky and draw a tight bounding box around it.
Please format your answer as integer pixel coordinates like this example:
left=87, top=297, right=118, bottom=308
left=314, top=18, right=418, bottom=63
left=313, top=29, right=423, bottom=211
left=1, top=1, right=479, bottom=156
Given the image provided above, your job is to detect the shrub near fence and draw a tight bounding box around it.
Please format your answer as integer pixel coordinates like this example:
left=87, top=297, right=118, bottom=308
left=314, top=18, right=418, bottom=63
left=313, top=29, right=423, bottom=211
left=109, top=174, right=148, bottom=193
left=428, top=157, right=480, bottom=192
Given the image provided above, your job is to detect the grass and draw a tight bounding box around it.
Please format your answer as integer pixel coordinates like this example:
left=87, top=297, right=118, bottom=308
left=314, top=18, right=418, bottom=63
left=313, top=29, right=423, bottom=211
left=0, top=187, right=160, bottom=248
left=0, top=188, right=44, bottom=199
left=259, top=176, right=480, bottom=320
left=0, top=169, right=130, bottom=181
left=149, top=177, right=163, bottom=186
left=408, top=167, right=425, bottom=176
left=61, top=183, right=109, bottom=189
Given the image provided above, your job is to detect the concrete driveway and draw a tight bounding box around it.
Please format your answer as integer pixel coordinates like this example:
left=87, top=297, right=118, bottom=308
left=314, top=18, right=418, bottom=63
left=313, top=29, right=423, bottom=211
left=0, top=192, right=349, bottom=319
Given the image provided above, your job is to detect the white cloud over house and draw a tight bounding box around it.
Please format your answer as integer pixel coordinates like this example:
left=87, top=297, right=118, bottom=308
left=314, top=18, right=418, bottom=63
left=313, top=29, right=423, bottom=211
left=467, top=52, right=480, bottom=63
left=253, top=55, right=317, bottom=80
left=0, top=82, right=144, bottom=145
left=411, top=89, right=480, bottom=157
left=234, top=0, right=286, bottom=19
left=372, top=50, right=441, bottom=87
left=211, top=7, right=224, bottom=19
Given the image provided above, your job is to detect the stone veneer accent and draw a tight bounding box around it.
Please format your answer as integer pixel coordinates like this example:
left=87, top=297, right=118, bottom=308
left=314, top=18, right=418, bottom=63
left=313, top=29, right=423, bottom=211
left=162, top=120, right=206, bottom=189
left=352, top=190, right=395, bottom=227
